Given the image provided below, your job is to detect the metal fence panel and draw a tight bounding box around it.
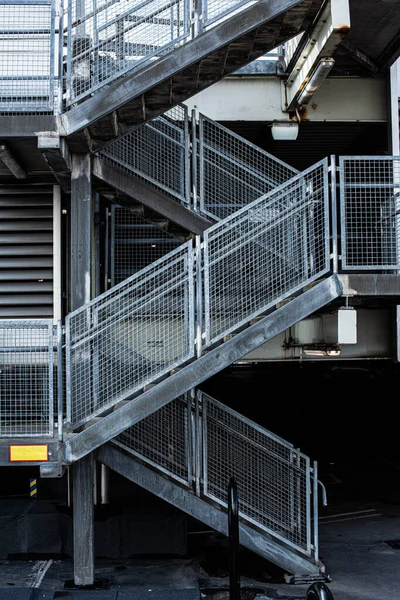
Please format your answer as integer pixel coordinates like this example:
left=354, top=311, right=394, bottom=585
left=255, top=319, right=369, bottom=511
left=66, top=242, right=195, bottom=430
left=198, top=114, right=298, bottom=220
left=114, top=395, right=192, bottom=486
left=203, top=0, right=257, bottom=30
left=0, top=0, right=55, bottom=113
left=65, top=0, right=190, bottom=106
left=339, top=157, right=400, bottom=270
left=110, top=206, right=181, bottom=286
left=202, top=393, right=311, bottom=555
left=203, top=159, right=330, bottom=346
left=0, top=320, right=54, bottom=437
left=100, top=105, right=190, bottom=203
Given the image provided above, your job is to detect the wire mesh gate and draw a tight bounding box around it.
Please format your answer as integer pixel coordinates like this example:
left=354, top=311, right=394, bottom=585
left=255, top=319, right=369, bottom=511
left=114, top=390, right=317, bottom=561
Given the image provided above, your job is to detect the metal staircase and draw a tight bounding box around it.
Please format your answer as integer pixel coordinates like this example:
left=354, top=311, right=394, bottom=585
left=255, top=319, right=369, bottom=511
left=64, top=155, right=343, bottom=463
left=61, top=0, right=324, bottom=151
left=96, top=391, right=325, bottom=576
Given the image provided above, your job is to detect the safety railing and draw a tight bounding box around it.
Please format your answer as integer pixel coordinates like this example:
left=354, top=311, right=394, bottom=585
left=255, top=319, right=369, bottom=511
left=65, top=242, right=195, bottom=429
left=197, top=113, right=298, bottom=220
left=100, top=107, right=297, bottom=218
left=0, top=0, right=57, bottom=113
left=0, top=320, right=55, bottom=437
left=114, top=390, right=317, bottom=561
left=100, top=105, right=191, bottom=204
left=64, top=0, right=259, bottom=107
left=203, top=158, right=330, bottom=346
left=339, top=156, right=400, bottom=270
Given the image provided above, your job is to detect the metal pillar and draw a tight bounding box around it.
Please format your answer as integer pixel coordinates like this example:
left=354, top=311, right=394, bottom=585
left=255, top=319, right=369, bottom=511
left=389, top=61, right=400, bottom=360
left=72, top=454, right=95, bottom=586
left=70, top=153, right=95, bottom=586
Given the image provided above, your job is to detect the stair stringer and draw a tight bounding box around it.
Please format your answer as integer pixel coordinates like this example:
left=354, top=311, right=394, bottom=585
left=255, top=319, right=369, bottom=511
left=63, top=274, right=343, bottom=464
left=92, top=156, right=212, bottom=238
left=97, top=443, right=322, bottom=577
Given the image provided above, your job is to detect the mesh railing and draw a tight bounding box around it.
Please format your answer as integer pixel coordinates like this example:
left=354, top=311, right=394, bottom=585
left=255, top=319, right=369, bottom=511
left=0, top=0, right=55, bottom=113
left=111, top=206, right=181, bottom=286
left=198, top=113, right=298, bottom=220
left=0, top=320, right=54, bottom=437
left=65, top=0, right=191, bottom=106
left=100, top=105, right=190, bottom=203
left=339, top=157, right=400, bottom=270
left=66, top=242, right=195, bottom=429
left=203, top=159, right=330, bottom=346
left=64, top=0, right=261, bottom=106
left=202, top=394, right=311, bottom=555
left=114, top=395, right=191, bottom=485
left=115, top=389, right=315, bottom=559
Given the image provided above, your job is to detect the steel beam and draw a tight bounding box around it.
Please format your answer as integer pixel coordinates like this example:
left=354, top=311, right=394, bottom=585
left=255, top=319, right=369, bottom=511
left=338, top=274, right=400, bottom=296
left=70, top=153, right=93, bottom=312
left=0, top=116, right=58, bottom=138
left=92, top=157, right=212, bottom=236
left=39, top=135, right=72, bottom=193
left=0, top=143, right=27, bottom=179
left=284, top=0, right=351, bottom=111
left=64, top=274, right=343, bottom=463
left=97, top=444, right=321, bottom=576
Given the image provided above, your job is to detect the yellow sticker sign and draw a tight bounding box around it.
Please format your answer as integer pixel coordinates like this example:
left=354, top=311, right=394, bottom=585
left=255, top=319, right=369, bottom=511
left=10, top=445, right=49, bottom=462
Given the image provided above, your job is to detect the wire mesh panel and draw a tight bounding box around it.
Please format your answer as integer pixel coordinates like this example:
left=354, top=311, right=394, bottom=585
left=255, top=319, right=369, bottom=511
left=100, top=105, right=190, bottom=203
left=65, top=0, right=190, bottom=106
left=198, top=114, right=298, bottom=220
left=111, top=206, right=182, bottom=286
left=202, top=394, right=311, bottom=555
left=203, top=159, right=330, bottom=346
left=0, top=0, right=55, bottom=113
left=114, top=395, right=191, bottom=485
left=339, top=157, right=400, bottom=270
left=66, top=242, right=195, bottom=430
left=0, top=320, right=54, bottom=437
left=202, top=0, right=257, bottom=30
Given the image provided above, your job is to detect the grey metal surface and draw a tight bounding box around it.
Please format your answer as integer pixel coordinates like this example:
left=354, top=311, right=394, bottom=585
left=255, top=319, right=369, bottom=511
left=92, top=156, right=211, bottom=235
left=97, top=443, right=321, bottom=575
left=198, top=113, right=298, bottom=220
left=72, top=453, right=95, bottom=586
left=66, top=241, right=195, bottom=430
left=100, top=105, right=190, bottom=204
left=64, top=274, right=343, bottom=462
left=203, top=159, right=330, bottom=346
left=0, top=320, right=54, bottom=437
left=202, top=393, right=312, bottom=557
left=339, top=156, right=400, bottom=271
left=0, top=0, right=55, bottom=113
left=338, top=274, right=400, bottom=296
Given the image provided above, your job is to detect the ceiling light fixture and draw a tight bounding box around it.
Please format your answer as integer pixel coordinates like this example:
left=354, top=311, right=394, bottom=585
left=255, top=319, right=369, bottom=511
left=302, top=344, right=341, bottom=357
left=297, top=58, right=335, bottom=106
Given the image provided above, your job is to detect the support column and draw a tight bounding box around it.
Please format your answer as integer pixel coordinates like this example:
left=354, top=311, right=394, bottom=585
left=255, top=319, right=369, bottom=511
left=70, top=153, right=95, bottom=586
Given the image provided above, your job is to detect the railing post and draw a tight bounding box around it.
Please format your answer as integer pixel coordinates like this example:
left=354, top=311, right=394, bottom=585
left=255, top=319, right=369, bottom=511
left=191, top=0, right=203, bottom=37
left=195, top=234, right=203, bottom=358
left=57, top=320, right=64, bottom=443
left=312, top=460, right=319, bottom=567
left=228, top=477, right=240, bottom=600
left=191, top=108, right=198, bottom=212
left=330, top=155, right=338, bottom=274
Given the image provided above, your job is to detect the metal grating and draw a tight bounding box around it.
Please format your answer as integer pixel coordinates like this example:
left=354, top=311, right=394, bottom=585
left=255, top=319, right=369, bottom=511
left=339, top=157, right=400, bottom=270
left=115, top=395, right=191, bottom=485
left=111, top=206, right=181, bottom=286
left=203, top=159, right=330, bottom=346
left=0, top=320, right=54, bottom=437
left=0, top=0, right=55, bottom=113
left=198, top=113, right=298, bottom=220
left=66, top=242, right=195, bottom=429
left=101, top=105, right=190, bottom=203
left=203, top=0, right=256, bottom=29
left=203, top=394, right=311, bottom=555
left=65, top=0, right=190, bottom=106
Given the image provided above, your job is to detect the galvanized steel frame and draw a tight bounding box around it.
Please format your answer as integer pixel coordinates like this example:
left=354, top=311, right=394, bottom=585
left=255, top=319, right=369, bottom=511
left=0, top=319, right=55, bottom=437
left=338, top=156, right=400, bottom=271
